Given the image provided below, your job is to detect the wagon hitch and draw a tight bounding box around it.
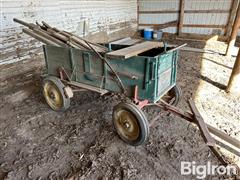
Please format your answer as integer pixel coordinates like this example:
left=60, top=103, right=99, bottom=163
left=146, top=99, right=240, bottom=166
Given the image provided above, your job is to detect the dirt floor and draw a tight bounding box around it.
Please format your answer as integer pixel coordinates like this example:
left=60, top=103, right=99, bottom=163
left=0, top=39, right=239, bottom=179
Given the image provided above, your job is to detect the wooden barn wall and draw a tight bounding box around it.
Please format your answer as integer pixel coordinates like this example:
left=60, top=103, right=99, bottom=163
left=138, top=0, right=235, bottom=35
left=0, top=0, right=137, bottom=64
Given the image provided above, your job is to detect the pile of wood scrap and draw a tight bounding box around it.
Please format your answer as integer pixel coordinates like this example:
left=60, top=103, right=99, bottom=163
left=13, top=18, right=108, bottom=53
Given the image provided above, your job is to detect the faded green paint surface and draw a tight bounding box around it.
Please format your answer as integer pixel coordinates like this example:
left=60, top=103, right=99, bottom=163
left=43, top=44, right=178, bottom=103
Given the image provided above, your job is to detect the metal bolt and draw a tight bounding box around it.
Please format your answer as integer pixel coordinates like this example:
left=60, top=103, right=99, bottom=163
left=124, top=122, right=130, bottom=129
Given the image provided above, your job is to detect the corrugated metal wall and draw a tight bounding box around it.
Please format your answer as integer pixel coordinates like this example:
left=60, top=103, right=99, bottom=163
left=138, top=0, right=233, bottom=35
left=1, top=0, right=137, bottom=64
left=138, top=0, right=179, bottom=33
left=183, top=0, right=231, bottom=34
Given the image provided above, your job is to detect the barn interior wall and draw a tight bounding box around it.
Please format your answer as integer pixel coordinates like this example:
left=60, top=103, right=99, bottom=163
left=1, top=0, right=137, bottom=64
left=138, top=0, right=234, bottom=35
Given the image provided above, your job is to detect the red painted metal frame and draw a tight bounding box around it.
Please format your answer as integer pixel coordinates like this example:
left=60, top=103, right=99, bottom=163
left=58, top=67, right=71, bottom=81
left=133, top=85, right=149, bottom=109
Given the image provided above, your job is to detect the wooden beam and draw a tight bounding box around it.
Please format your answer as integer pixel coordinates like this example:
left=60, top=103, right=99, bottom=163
left=184, top=10, right=230, bottom=13
left=183, top=24, right=225, bottom=28
left=139, top=23, right=225, bottom=29
left=139, top=23, right=177, bottom=27
left=158, top=100, right=240, bottom=150
left=225, top=0, right=239, bottom=36
left=163, top=32, right=228, bottom=42
left=139, top=10, right=178, bottom=14
left=226, top=2, right=240, bottom=56
left=139, top=21, right=178, bottom=30
left=139, top=10, right=230, bottom=14
left=188, top=99, right=216, bottom=146
left=178, top=0, right=185, bottom=35
left=226, top=49, right=240, bottom=94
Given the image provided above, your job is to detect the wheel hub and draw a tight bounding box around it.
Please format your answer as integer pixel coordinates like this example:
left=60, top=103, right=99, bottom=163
left=114, top=109, right=140, bottom=141
left=43, top=82, right=63, bottom=109
left=49, top=92, right=55, bottom=100
left=124, top=121, right=130, bottom=129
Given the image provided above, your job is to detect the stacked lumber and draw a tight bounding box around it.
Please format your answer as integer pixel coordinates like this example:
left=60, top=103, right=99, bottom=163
left=13, top=18, right=108, bottom=53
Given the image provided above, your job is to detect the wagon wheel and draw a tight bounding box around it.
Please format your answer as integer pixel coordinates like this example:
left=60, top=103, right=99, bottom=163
left=112, top=102, right=149, bottom=146
left=161, top=85, right=182, bottom=106
left=43, top=76, right=70, bottom=111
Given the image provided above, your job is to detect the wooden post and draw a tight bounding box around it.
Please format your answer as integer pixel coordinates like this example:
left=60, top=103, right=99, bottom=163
left=225, top=0, right=239, bottom=36
left=137, top=0, right=139, bottom=30
left=226, top=49, right=240, bottom=94
left=225, top=2, right=240, bottom=56
left=178, top=0, right=185, bottom=35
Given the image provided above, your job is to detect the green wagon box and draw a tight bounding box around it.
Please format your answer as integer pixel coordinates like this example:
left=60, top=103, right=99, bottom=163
left=42, top=41, right=185, bottom=146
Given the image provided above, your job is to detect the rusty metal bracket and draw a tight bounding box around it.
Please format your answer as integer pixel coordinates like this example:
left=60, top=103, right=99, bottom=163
left=58, top=67, right=71, bottom=81
left=133, top=85, right=149, bottom=109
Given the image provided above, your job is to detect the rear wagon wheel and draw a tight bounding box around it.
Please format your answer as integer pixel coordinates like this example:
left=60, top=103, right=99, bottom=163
left=43, top=76, right=70, bottom=111
left=112, top=102, right=149, bottom=146
left=161, top=85, right=182, bottom=106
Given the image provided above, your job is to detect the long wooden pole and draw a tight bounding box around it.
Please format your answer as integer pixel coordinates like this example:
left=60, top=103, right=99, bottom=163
left=226, top=49, right=240, bottom=94
left=22, top=28, right=60, bottom=47
left=225, top=2, right=240, bottom=56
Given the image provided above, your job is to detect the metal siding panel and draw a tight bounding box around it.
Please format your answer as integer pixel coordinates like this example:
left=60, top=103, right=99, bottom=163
left=139, top=13, right=178, bottom=24
left=138, top=0, right=232, bottom=35
left=182, top=0, right=231, bottom=34
left=138, top=0, right=179, bottom=32
left=185, top=0, right=232, bottom=10
left=182, top=27, right=224, bottom=35
left=139, top=0, right=179, bottom=11
left=184, top=13, right=229, bottom=25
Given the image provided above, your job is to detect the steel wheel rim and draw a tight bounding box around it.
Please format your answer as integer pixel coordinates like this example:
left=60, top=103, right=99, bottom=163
left=43, top=81, right=63, bottom=109
left=114, top=109, right=140, bottom=141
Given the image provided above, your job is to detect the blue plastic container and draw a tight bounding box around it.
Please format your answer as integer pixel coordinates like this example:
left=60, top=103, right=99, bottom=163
left=144, top=28, right=153, bottom=40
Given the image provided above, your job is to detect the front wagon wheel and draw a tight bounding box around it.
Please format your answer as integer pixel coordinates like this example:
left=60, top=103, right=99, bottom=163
left=112, top=102, right=149, bottom=146
left=43, top=76, right=70, bottom=111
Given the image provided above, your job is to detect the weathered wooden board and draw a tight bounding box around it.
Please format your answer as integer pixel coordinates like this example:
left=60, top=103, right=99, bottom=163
left=110, top=37, right=142, bottom=46
left=188, top=99, right=216, bottom=147
left=106, top=41, right=164, bottom=59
